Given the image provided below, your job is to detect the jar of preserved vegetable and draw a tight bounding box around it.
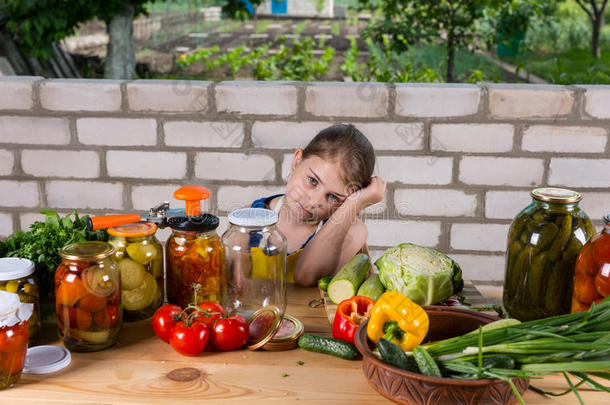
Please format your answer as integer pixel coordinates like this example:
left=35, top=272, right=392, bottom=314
left=0, top=258, right=39, bottom=345
left=0, top=291, right=32, bottom=390
left=166, top=213, right=225, bottom=308
left=56, top=241, right=121, bottom=352
left=108, top=223, right=163, bottom=321
left=503, top=188, right=594, bottom=321
left=571, top=214, right=610, bottom=313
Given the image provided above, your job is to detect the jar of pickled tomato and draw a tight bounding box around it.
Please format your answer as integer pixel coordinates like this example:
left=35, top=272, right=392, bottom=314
left=0, top=291, right=32, bottom=390
left=0, top=258, right=39, bottom=345
left=166, top=214, right=225, bottom=308
left=55, top=241, right=121, bottom=352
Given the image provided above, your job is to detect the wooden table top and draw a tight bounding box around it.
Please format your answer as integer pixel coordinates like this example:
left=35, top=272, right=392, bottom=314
left=5, top=284, right=606, bottom=404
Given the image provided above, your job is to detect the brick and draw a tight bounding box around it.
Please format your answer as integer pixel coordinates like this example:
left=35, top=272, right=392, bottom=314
left=485, top=191, right=532, bottom=219
left=522, top=125, right=607, bottom=153
left=450, top=223, right=510, bottom=252
left=282, top=152, right=294, bottom=181
left=127, top=80, right=210, bottom=112
left=377, top=156, right=453, bottom=185
left=581, top=192, right=610, bottom=222
left=354, top=122, right=424, bottom=151
left=0, top=77, right=37, bottom=110
left=78, top=118, right=157, bottom=146
left=584, top=87, right=610, bottom=119
left=216, top=82, right=297, bottom=115
left=47, top=181, right=123, bottom=210
left=549, top=158, right=610, bottom=188
left=0, top=116, right=70, bottom=145
left=40, top=79, right=122, bottom=112
left=22, top=150, right=99, bottom=178
left=0, top=212, right=12, bottom=237
left=305, top=83, right=389, bottom=118
left=251, top=121, right=330, bottom=149
left=19, top=212, right=46, bottom=230
left=431, top=124, right=514, bottom=153
left=395, top=189, right=478, bottom=217
left=131, top=184, right=184, bottom=211
left=489, top=86, right=574, bottom=118
left=217, top=185, right=285, bottom=212
left=0, top=150, right=13, bottom=175
left=449, top=254, right=506, bottom=281
left=364, top=219, right=441, bottom=248
left=195, top=152, right=275, bottom=181
left=0, top=180, right=39, bottom=207
left=395, top=84, right=480, bottom=117
left=164, top=121, right=244, bottom=148
left=459, top=157, right=544, bottom=186
left=107, top=151, right=186, bottom=179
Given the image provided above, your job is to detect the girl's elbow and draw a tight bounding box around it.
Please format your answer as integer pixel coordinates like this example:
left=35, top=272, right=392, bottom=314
left=294, top=270, right=316, bottom=287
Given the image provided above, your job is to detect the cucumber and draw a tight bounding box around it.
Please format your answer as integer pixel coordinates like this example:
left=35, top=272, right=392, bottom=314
left=378, top=338, right=418, bottom=372
left=412, top=346, right=442, bottom=377
left=327, top=254, right=370, bottom=305
left=318, top=276, right=332, bottom=292
left=297, top=334, right=359, bottom=360
left=357, top=273, right=384, bottom=301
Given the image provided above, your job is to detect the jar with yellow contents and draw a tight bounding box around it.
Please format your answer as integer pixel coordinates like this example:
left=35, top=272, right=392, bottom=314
left=0, top=258, right=39, bottom=345
left=107, top=223, right=163, bottom=321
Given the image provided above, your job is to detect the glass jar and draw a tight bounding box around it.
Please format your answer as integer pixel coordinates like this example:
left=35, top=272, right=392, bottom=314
left=55, top=241, right=121, bottom=352
left=571, top=214, right=610, bottom=312
left=0, top=258, right=39, bottom=345
left=503, top=188, right=594, bottom=321
left=108, top=223, right=163, bottom=321
left=166, top=214, right=225, bottom=308
left=0, top=291, right=32, bottom=390
left=222, top=208, right=287, bottom=321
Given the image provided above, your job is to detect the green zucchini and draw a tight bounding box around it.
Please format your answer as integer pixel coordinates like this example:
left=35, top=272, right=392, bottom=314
left=318, top=276, right=332, bottom=292
left=297, top=334, right=359, bottom=360
left=412, top=346, right=442, bottom=377
left=378, top=338, right=418, bottom=372
left=356, top=273, right=384, bottom=301
left=327, top=254, right=370, bottom=305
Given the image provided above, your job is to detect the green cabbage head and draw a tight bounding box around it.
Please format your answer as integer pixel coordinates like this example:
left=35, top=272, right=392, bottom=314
left=375, top=243, right=463, bottom=305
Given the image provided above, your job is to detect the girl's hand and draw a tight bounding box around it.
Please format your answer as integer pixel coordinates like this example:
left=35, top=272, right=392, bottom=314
left=345, top=176, right=386, bottom=212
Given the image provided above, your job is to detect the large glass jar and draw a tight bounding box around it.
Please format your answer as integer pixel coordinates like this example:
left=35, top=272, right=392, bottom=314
left=166, top=214, right=225, bottom=308
left=0, top=258, right=39, bottom=345
left=108, top=223, right=163, bottom=321
left=0, top=291, right=31, bottom=390
left=55, top=242, right=121, bottom=352
left=503, top=188, right=594, bottom=321
left=222, top=208, right=287, bottom=321
left=571, top=214, right=610, bottom=312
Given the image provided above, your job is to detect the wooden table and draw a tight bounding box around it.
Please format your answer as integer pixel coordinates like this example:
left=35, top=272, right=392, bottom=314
left=5, top=285, right=606, bottom=404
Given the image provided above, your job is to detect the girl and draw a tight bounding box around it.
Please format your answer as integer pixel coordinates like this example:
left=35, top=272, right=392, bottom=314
left=251, top=124, right=386, bottom=286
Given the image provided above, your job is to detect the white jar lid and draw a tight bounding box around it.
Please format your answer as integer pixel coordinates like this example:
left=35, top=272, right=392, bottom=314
left=0, top=258, right=35, bottom=280
left=228, top=208, right=278, bottom=227
left=23, top=346, right=71, bottom=374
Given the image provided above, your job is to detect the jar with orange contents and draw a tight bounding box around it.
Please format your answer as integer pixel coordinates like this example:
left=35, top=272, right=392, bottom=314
left=0, top=291, right=32, bottom=390
left=572, top=214, right=610, bottom=312
left=55, top=241, right=121, bottom=352
left=166, top=214, right=225, bottom=308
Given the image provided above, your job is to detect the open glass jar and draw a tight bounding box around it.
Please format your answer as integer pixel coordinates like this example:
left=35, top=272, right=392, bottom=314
left=0, top=258, right=39, bottom=345
left=503, top=188, right=594, bottom=321
left=56, top=242, right=121, bottom=352
left=0, top=291, right=32, bottom=390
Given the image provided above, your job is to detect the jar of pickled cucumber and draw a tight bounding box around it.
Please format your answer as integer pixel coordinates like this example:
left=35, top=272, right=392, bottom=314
left=0, top=291, right=32, bottom=390
left=0, top=258, right=39, bottom=345
left=503, top=188, right=594, bottom=321
left=107, top=223, right=163, bottom=322
left=571, top=214, right=610, bottom=313
left=56, top=241, right=121, bottom=352
left=166, top=214, right=225, bottom=308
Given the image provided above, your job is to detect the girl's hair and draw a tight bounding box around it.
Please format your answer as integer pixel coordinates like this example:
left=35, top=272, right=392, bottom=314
left=302, top=124, right=375, bottom=191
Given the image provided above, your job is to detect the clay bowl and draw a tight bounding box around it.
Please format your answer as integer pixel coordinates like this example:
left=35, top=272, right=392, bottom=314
left=354, top=306, right=529, bottom=405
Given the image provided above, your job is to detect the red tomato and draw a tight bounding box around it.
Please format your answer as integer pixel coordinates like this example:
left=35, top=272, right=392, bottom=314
left=169, top=321, right=209, bottom=356
left=211, top=315, right=248, bottom=351
left=93, top=305, right=119, bottom=328
left=194, top=302, right=226, bottom=328
left=152, top=304, right=183, bottom=343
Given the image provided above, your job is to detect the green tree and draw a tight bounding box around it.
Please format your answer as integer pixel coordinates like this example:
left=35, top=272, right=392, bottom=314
left=573, top=0, right=609, bottom=58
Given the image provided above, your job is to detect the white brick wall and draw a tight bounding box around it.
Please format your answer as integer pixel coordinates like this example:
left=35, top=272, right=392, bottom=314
left=489, top=86, right=574, bottom=118
left=522, top=125, right=607, bottom=153
left=0, top=150, right=13, bottom=175
left=549, top=158, right=610, bottom=188
left=21, top=150, right=99, bottom=178
left=305, top=83, right=388, bottom=118
left=449, top=254, right=506, bottom=281
left=395, top=84, right=480, bottom=117
left=355, top=123, right=424, bottom=151
left=0, top=117, right=70, bottom=145
left=364, top=219, right=441, bottom=248
left=451, top=223, right=510, bottom=252
left=251, top=121, right=331, bottom=149
left=78, top=118, right=157, bottom=146
left=164, top=121, right=244, bottom=148
left=459, top=157, right=544, bottom=186
left=395, top=189, right=478, bottom=217
left=107, top=151, right=187, bottom=179
left=46, top=181, right=124, bottom=210
left=127, top=80, right=209, bottom=112
left=19, top=212, right=46, bottom=230
left=485, top=191, right=532, bottom=219
left=195, top=152, right=275, bottom=181
left=40, top=79, right=122, bottom=112
left=0, top=213, right=12, bottom=237
left=580, top=192, right=610, bottom=223
left=217, top=185, right=284, bottom=212
left=131, top=184, right=184, bottom=211
left=0, top=77, right=36, bottom=110
left=216, top=82, right=297, bottom=115
left=431, top=124, right=514, bottom=152
left=0, top=181, right=39, bottom=207
left=584, top=87, right=610, bottom=119
left=377, top=156, right=453, bottom=185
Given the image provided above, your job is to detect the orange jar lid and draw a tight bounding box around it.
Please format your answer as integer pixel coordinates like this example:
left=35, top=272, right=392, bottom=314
left=108, top=222, right=157, bottom=237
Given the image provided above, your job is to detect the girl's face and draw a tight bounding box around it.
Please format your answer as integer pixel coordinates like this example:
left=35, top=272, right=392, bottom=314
left=284, top=150, right=350, bottom=224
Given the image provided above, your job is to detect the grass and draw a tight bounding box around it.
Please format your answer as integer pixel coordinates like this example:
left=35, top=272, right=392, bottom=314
left=255, top=20, right=272, bottom=34
left=294, top=20, right=310, bottom=36
left=330, top=22, right=340, bottom=36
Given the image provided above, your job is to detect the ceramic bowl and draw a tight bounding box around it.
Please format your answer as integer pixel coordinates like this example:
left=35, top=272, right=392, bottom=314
left=354, top=306, right=529, bottom=405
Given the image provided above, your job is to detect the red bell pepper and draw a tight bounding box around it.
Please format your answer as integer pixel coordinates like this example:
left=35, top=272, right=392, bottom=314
left=332, top=296, right=375, bottom=344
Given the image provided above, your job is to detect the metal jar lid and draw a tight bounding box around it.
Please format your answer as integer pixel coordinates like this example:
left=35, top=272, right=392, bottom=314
left=246, top=305, right=283, bottom=350
left=59, top=241, right=115, bottom=261
left=168, top=213, right=219, bottom=232
left=531, top=188, right=582, bottom=204
left=262, top=314, right=304, bottom=351
left=0, top=258, right=35, bottom=281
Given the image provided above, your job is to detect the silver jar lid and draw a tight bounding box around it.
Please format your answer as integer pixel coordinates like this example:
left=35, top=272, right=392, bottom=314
left=228, top=208, right=278, bottom=227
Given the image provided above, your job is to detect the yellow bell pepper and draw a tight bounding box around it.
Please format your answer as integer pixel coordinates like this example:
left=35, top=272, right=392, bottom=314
left=367, top=291, right=429, bottom=351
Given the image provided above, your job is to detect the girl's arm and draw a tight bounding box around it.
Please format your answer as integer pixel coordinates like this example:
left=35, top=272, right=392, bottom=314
left=293, top=176, right=386, bottom=286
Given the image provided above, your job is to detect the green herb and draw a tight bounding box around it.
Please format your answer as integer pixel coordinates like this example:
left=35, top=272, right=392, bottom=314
left=281, top=373, right=289, bottom=377
left=296, top=361, right=304, bottom=366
